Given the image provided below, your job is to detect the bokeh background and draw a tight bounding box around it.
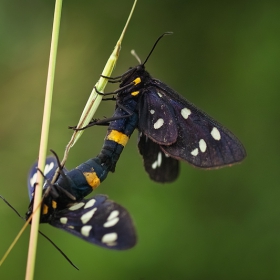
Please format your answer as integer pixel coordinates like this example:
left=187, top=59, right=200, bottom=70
left=0, top=1, right=279, bottom=279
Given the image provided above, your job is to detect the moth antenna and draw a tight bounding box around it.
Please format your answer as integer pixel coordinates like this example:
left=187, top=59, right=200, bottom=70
left=36, top=166, right=75, bottom=201
left=142, top=32, right=173, bottom=66
left=0, top=196, right=78, bottom=269
left=0, top=195, right=25, bottom=220
left=49, top=149, right=70, bottom=186
left=50, top=149, right=65, bottom=175
left=0, top=196, right=42, bottom=266
left=39, top=231, right=79, bottom=270
left=35, top=168, right=58, bottom=198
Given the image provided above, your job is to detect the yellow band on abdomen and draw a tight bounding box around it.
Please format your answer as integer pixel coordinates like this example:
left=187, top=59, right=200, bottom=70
left=83, top=171, right=101, bottom=189
left=107, top=130, right=129, bottom=146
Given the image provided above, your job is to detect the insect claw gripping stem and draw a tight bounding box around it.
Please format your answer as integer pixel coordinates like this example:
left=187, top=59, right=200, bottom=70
left=102, top=96, right=117, bottom=101
left=70, top=102, right=133, bottom=131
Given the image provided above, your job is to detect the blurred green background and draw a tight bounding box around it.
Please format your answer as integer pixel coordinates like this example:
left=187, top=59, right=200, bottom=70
left=0, top=1, right=280, bottom=279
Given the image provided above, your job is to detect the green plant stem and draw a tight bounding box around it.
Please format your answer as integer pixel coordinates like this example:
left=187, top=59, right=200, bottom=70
left=25, top=1, right=63, bottom=279
left=61, top=0, right=138, bottom=164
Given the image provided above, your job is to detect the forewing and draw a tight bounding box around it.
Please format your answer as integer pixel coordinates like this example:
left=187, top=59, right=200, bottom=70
left=27, top=156, right=58, bottom=200
left=153, top=81, right=246, bottom=167
left=138, top=86, right=178, bottom=145
left=50, top=195, right=137, bottom=250
left=138, top=132, right=179, bottom=182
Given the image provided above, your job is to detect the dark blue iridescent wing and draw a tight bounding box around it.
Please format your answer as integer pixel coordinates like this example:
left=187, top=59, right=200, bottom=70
left=27, top=156, right=58, bottom=200
left=138, top=86, right=177, bottom=145
left=50, top=195, right=136, bottom=250
left=138, top=80, right=246, bottom=168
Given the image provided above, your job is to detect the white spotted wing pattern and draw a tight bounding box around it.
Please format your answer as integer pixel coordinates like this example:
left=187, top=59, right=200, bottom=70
left=137, top=80, right=246, bottom=169
left=85, top=36, right=246, bottom=183
left=49, top=195, right=136, bottom=250
left=27, top=156, right=58, bottom=200
left=27, top=157, right=137, bottom=250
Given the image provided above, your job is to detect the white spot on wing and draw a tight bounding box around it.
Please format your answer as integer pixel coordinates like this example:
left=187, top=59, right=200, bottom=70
left=154, top=118, right=164, bottom=129
left=199, top=139, right=207, bottom=152
left=102, top=232, right=118, bottom=245
left=181, top=108, right=191, bottom=119
left=157, top=152, right=162, bottom=167
left=107, top=210, right=119, bottom=220
left=44, top=162, right=54, bottom=176
left=191, top=148, right=199, bottom=156
left=104, top=217, right=119, bottom=228
left=151, top=161, right=157, bottom=169
left=150, top=109, right=155, bottom=114
left=69, top=202, right=85, bottom=211
left=151, top=152, right=162, bottom=169
left=157, top=92, right=163, bottom=97
left=104, top=210, right=120, bottom=228
left=60, top=217, right=68, bottom=224
left=84, top=199, right=96, bottom=209
left=29, top=162, right=54, bottom=188
left=81, top=207, right=97, bottom=224
left=29, top=174, right=37, bottom=189
left=81, top=225, right=92, bottom=237
left=211, top=127, right=221, bottom=140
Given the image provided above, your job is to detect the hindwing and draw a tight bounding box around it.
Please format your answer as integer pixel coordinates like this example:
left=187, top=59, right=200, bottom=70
left=138, top=132, right=179, bottom=182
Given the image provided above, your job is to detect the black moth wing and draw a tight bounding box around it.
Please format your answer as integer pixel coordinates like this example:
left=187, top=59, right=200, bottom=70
left=49, top=195, right=136, bottom=250
left=138, top=132, right=179, bottom=182
left=138, top=86, right=178, bottom=145
left=138, top=78, right=246, bottom=168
